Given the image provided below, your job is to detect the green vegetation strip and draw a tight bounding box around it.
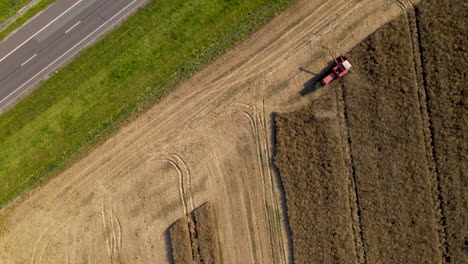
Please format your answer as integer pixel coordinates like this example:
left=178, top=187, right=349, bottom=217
left=0, top=0, right=56, bottom=41
left=0, top=0, right=32, bottom=25
left=0, top=0, right=293, bottom=207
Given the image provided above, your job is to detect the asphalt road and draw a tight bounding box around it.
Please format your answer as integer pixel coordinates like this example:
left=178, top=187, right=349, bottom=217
left=0, top=0, right=147, bottom=112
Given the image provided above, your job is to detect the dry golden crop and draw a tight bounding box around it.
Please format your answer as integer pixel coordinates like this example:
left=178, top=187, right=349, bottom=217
left=275, top=0, right=466, bottom=262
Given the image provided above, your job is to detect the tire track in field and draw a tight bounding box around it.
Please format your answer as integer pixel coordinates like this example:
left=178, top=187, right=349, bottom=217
left=393, top=0, right=413, bottom=11
left=201, top=133, right=259, bottom=264
left=405, top=5, right=450, bottom=262
left=161, top=154, right=194, bottom=216
left=260, top=87, right=290, bottom=264
left=38, top=224, right=66, bottom=264
left=236, top=96, right=289, bottom=264
left=226, top=100, right=287, bottom=264
left=31, top=223, right=54, bottom=264
left=31, top=222, right=66, bottom=264
left=336, top=84, right=367, bottom=264
left=238, top=108, right=267, bottom=264
left=101, top=197, right=122, bottom=264
left=173, top=154, right=195, bottom=213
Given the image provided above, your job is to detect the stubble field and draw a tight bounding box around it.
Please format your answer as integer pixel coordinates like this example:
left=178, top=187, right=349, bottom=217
left=275, top=0, right=467, bottom=263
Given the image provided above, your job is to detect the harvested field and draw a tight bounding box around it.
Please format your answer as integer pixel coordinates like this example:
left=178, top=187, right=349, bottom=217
left=0, top=0, right=412, bottom=262
left=169, top=202, right=220, bottom=264
left=275, top=0, right=466, bottom=262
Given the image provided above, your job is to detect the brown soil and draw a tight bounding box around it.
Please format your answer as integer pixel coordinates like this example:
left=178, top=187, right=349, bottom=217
left=169, top=202, right=220, bottom=264
left=0, top=0, right=410, bottom=262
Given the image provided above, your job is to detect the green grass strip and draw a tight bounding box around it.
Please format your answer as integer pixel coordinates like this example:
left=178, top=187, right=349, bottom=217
left=0, top=0, right=56, bottom=41
left=0, top=0, right=32, bottom=25
left=0, top=0, right=293, bottom=207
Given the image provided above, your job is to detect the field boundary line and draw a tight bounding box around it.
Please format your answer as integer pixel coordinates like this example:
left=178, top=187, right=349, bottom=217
left=260, top=95, right=289, bottom=264
left=239, top=107, right=267, bottom=264
left=173, top=154, right=195, bottom=213
left=163, top=157, right=189, bottom=216
left=406, top=6, right=450, bottom=262
left=0, top=0, right=293, bottom=210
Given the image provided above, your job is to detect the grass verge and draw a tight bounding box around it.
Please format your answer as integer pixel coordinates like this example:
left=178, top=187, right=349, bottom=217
left=0, top=0, right=31, bottom=25
left=0, top=0, right=56, bottom=41
left=0, top=0, right=294, bottom=208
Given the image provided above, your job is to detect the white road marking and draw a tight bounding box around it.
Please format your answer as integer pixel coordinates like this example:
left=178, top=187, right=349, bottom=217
left=0, top=0, right=140, bottom=106
left=20, top=54, right=37, bottom=67
left=0, top=0, right=85, bottom=63
left=65, top=21, right=81, bottom=34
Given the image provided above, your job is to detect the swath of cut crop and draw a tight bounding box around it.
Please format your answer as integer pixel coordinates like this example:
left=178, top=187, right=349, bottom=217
left=415, top=0, right=468, bottom=262
left=192, top=202, right=221, bottom=264
left=339, top=13, right=443, bottom=263
left=169, top=217, right=194, bottom=264
left=274, top=88, right=358, bottom=263
left=169, top=202, right=220, bottom=264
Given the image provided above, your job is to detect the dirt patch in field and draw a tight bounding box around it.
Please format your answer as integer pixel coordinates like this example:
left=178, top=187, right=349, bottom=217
left=0, top=0, right=409, bottom=262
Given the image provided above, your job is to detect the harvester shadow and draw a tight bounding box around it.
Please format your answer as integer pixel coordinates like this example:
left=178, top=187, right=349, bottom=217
left=299, top=60, right=336, bottom=96
left=268, top=112, right=295, bottom=264
left=298, top=67, right=318, bottom=75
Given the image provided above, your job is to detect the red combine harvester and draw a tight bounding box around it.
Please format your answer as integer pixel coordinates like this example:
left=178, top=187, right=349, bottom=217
left=320, top=55, right=352, bottom=86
